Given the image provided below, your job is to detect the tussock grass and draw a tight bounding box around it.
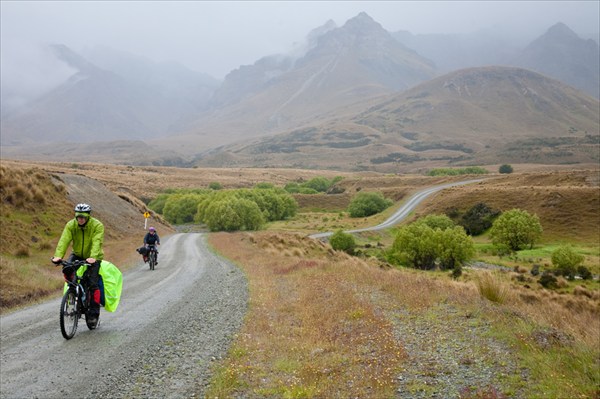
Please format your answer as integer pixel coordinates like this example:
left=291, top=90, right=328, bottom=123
left=0, top=254, right=64, bottom=310
left=475, top=271, right=512, bottom=304
left=207, top=231, right=599, bottom=398
left=208, top=232, right=407, bottom=398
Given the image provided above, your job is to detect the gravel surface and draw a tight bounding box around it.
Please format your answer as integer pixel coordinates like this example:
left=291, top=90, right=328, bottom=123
left=390, top=302, right=528, bottom=398
left=0, top=233, right=248, bottom=399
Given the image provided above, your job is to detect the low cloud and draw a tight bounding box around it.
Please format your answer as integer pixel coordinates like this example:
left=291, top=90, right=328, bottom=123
left=1, top=40, right=77, bottom=110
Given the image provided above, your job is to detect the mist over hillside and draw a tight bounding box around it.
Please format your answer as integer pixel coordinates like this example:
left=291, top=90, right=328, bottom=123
left=1, top=13, right=598, bottom=171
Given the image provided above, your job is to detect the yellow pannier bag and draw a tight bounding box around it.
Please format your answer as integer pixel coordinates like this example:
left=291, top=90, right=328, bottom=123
left=63, top=260, right=123, bottom=312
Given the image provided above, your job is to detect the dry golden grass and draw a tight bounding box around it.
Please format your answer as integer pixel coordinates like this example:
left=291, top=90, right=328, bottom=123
left=1, top=159, right=598, bottom=395
left=207, top=231, right=409, bottom=397
left=207, top=231, right=599, bottom=397
left=0, top=162, right=150, bottom=312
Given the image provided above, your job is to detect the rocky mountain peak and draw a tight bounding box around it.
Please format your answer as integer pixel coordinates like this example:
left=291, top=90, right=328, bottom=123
left=342, top=11, right=386, bottom=36
left=543, top=22, right=580, bottom=41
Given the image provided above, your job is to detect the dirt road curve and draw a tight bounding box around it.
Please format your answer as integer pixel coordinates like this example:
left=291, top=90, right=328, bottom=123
left=0, top=233, right=248, bottom=399
left=309, top=178, right=486, bottom=239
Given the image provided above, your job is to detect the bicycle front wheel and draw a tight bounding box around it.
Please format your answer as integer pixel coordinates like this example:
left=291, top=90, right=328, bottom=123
left=60, top=290, right=79, bottom=339
left=149, top=251, right=156, bottom=270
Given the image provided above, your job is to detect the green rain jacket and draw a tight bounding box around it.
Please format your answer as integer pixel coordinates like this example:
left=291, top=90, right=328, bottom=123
left=54, top=216, right=105, bottom=260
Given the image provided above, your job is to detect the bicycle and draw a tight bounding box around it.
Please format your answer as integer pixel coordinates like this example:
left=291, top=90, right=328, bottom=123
left=53, top=258, right=100, bottom=339
left=147, top=245, right=158, bottom=270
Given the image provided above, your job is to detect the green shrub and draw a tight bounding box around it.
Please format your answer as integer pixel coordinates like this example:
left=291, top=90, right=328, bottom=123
left=284, top=176, right=343, bottom=194
left=415, top=214, right=455, bottom=230
left=437, top=227, right=475, bottom=270
left=499, top=164, right=514, bottom=174
left=148, top=193, right=171, bottom=214
left=347, top=192, right=393, bottom=218
left=254, top=182, right=274, bottom=189
left=204, top=198, right=264, bottom=231
left=163, top=193, right=206, bottom=224
left=458, top=203, right=500, bottom=236
left=329, top=230, right=356, bottom=255
left=551, top=245, right=584, bottom=280
left=428, top=167, right=488, bottom=176
left=304, top=177, right=331, bottom=192
left=489, top=209, right=543, bottom=251
left=389, top=216, right=474, bottom=271
left=539, top=272, right=558, bottom=289
left=208, top=182, right=223, bottom=190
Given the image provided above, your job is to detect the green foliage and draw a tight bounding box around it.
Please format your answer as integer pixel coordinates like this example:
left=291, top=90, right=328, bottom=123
left=163, top=193, right=206, bottom=224
left=499, top=164, right=514, bottom=174
left=153, top=186, right=296, bottom=231
left=389, top=217, right=474, bottom=270
left=284, top=182, right=301, bottom=193
left=208, top=182, right=223, bottom=190
left=489, top=209, right=543, bottom=252
left=298, top=187, right=319, bottom=194
left=458, top=203, right=500, bottom=236
left=203, top=198, right=264, bottom=231
left=539, top=272, right=558, bottom=289
left=437, top=227, right=475, bottom=270
left=283, top=176, right=344, bottom=194
left=347, top=192, right=393, bottom=218
left=254, top=182, right=275, bottom=189
left=427, top=167, right=488, bottom=176
left=390, top=224, right=438, bottom=270
left=329, top=230, right=356, bottom=255
left=303, top=177, right=331, bottom=192
left=414, top=214, right=455, bottom=230
left=148, top=193, right=171, bottom=214
left=551, top=245, right=584, bottom=279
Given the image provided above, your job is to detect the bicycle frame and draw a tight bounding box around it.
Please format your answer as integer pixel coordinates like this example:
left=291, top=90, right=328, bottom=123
left=147, top=245, right=157, bottom=270
left=58, top=259, right=98, bottom=339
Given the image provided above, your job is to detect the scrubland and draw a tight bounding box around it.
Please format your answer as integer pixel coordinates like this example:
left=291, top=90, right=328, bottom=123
left=1, top=159, right=598, bottom=398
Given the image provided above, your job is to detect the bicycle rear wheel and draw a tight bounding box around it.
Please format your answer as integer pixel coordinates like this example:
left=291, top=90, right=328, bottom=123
left=60, top=290, right=78, bottom=339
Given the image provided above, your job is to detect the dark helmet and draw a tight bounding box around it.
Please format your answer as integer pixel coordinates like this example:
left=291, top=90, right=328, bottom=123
left=74, top=203, right=92, bottom=213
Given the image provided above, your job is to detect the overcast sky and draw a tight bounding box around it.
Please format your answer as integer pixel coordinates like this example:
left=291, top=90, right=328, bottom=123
left=1, top=0, right=598, bottom=107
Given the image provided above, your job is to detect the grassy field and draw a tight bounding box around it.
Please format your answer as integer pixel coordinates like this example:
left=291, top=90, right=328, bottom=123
left=1, top=160, right=598, bottom=397
left=205, top=231, right=599, bottom=398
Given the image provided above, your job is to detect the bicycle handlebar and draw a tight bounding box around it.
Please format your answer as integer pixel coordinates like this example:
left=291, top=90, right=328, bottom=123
left=52, top=258, right=89, bottom=268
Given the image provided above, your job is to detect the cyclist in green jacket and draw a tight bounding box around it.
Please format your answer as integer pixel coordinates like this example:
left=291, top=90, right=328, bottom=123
left=52, top=203, right=105, bottom=324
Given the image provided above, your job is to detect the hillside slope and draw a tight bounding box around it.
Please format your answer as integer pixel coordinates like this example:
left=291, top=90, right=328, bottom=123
left=193, top=66, right=599, bottom=172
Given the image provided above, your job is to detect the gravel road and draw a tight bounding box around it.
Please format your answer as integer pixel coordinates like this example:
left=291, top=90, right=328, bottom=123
left=0, top=233, right=248, bottom=399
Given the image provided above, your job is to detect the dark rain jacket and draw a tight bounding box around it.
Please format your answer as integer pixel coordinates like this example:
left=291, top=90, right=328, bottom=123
left=144, top=232, right=160, bottom=246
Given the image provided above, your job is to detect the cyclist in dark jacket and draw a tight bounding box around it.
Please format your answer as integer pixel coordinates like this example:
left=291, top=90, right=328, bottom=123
left=143, top=227, right=160, bottom=263
left=52, top=203, right=104, bottom=324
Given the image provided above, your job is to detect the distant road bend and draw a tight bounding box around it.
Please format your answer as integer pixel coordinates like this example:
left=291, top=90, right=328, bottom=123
left=309, top=178, right=486, bottom=239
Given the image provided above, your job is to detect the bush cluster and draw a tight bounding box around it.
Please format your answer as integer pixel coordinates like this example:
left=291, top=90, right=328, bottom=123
left=388, top=215, right=474, bottom=271
left=456, top=203, right=500, bottom=236
left=427, top=167, right=488, bottom=176
left=347, top=192, right=393, bottom=218
left=284, top=176, right=343, bottom=194
left=489, top=209, right=542, bottom=252
left=148, top=186, right=297, bottom=231
left=329, top=230, right=356, bottom=255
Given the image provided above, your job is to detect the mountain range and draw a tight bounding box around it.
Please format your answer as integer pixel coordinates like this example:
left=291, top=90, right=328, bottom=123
left=1, top=13, right=598, bottom=171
